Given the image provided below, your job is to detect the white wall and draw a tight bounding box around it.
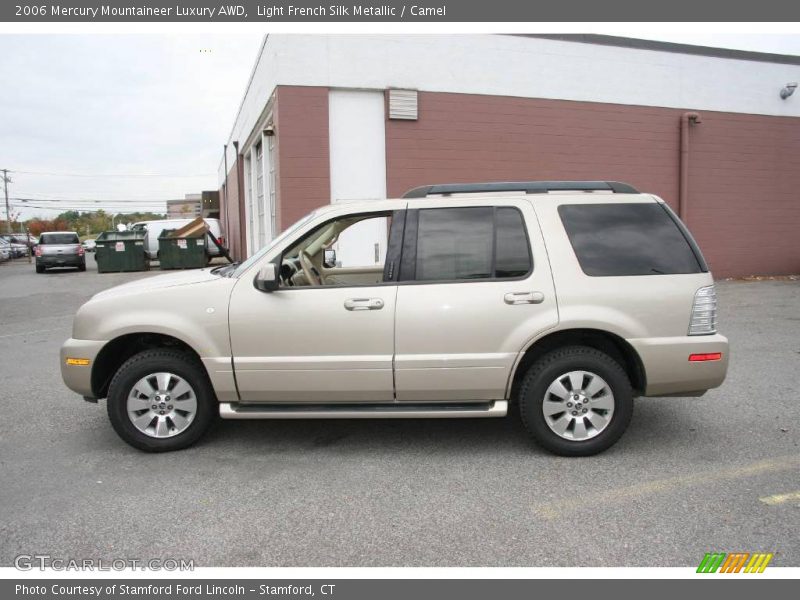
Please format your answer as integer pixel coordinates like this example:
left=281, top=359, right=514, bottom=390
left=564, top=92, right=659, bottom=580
left=328, top=90, right=387, bottom=202
left=220, top=34, right=800, bottom=181
left=327, top=89, right=387, bottom=268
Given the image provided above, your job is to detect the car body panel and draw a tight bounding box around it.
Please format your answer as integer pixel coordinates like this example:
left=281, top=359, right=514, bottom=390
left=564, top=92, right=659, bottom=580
left=228, top=280, right=397, bottom=403
left=66, top=268, right=237, bottom=400
left=529, top=193, right=728, bottom=396
left=393, top=197, right=560, bottom=401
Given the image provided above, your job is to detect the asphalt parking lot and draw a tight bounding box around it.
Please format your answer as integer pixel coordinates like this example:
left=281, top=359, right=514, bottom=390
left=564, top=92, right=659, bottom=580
left=0, top=256, right=798, bottom=567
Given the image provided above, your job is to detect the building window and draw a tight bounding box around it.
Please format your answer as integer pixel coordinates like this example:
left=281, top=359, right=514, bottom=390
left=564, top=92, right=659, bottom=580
left=267, top=133, right=277, bottom=240
left=244, top=154, right=254, bottom=256
left=256, top=141, right=266, bottom=249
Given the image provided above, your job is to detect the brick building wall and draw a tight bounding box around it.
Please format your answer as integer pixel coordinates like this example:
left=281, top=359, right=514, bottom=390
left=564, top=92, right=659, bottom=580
left=274, top=86, right=331, bottom=231
left=385, top=91, right=800, bottom=278
left=221, top=85, right=799, bottom=277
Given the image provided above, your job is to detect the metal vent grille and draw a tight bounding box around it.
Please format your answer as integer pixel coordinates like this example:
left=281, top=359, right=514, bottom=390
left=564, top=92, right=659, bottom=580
left=388, top=89, right=418, bottom=120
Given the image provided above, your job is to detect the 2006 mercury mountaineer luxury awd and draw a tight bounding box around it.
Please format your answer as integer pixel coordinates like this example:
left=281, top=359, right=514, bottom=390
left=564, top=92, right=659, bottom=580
left=61, top=181, right=728, bottom=456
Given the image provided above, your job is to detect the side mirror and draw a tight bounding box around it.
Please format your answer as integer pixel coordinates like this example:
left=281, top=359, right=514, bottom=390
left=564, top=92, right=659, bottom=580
left=323, top=248, right=337, bottom=268
left=254, top=263, right=280, bottom=293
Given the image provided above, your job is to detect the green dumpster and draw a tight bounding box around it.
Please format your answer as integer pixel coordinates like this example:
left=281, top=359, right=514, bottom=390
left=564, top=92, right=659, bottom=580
left=158, top=229, right=207, bottom=270
left=95, top=231, right=148, bottom=273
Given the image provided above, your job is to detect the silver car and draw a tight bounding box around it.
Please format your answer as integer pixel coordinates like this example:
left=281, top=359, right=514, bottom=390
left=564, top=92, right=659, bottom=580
left=61, top=181, right=728, bottom=456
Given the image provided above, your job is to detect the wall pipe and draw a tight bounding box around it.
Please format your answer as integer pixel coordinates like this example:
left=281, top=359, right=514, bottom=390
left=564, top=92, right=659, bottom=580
left=679, top=112, right=702, bottom=222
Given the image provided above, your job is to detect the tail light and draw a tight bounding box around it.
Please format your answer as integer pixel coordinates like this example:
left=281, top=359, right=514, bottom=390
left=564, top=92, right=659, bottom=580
left=689, top=353, right=722, bottom=362
left=34, top=246, right=42, bottom=257
left=77, top=246, right=85, bottom=256
left=688, top=285, right=718, bottom=335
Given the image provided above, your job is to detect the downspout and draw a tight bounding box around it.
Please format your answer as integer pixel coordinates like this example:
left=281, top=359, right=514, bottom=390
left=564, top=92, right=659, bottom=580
left=679, top=112, right=702, bottom=222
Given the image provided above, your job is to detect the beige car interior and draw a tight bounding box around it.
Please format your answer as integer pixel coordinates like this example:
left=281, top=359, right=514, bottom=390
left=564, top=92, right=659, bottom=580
left=282, top=213, right=389, bottom=287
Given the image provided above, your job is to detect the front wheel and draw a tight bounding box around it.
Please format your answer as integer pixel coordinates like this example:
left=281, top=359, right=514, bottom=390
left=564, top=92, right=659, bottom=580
left=518, top=346, right=633, bottom=456
left=106, top=349, right=217, bottom=452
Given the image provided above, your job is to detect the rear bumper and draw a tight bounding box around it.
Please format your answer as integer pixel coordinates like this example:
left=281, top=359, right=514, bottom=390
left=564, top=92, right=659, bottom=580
left=38, top=255, right=84, bottom=267
left=60, top=338, right=107, bottom=398
left=628, top=334, right=729, bottom=396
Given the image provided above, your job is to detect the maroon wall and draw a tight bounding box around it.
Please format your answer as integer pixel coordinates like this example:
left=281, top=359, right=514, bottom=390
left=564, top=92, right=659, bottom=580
left=385, top=91, right=800, bottom=278
left=687, top=112, right=800, bottom=278
left=274, top=86, right=331, bottom=231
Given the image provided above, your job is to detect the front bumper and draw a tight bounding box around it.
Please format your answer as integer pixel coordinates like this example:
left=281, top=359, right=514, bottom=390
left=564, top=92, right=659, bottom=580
left=628, top=334, right=729, bottom=396
left=60, top=338, right=107, bottom=398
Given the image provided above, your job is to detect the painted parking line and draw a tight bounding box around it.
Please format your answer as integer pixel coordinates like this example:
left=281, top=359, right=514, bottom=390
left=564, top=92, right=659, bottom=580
left=759, top=490, right=800, bottom=506
left=534, top=454, right=800, bottom=519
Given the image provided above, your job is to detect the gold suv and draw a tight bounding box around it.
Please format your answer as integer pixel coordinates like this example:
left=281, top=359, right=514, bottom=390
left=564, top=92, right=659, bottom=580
left=61, top=181, right=728, bottom=456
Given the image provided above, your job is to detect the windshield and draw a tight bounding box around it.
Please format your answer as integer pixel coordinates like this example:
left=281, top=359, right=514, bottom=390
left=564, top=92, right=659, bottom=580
left=231, top=210, right=318, bottom=278
left=40, top=233, right=79, bottom=244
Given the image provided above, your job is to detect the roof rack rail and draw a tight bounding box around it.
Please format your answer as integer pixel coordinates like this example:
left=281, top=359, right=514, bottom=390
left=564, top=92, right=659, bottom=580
left=402, top=181, right=639, bottom=198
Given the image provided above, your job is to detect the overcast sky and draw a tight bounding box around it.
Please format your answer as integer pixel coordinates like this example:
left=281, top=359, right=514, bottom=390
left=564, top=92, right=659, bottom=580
left=0, top=34, right=263, bottom=222
left=1, top=33, right=798, bottom=222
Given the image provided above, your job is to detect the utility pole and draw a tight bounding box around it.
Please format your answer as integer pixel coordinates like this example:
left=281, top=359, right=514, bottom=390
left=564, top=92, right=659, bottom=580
left=1, top=169, right=11, bottom=233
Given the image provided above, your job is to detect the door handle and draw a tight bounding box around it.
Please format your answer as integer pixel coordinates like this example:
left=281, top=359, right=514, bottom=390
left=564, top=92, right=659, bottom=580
left=344, top=298, right=385, bottom=311
left=504, top=291, right=545, bottom=305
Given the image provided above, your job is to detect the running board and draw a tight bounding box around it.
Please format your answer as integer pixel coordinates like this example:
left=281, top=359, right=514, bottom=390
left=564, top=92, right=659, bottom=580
left=219, top=400, right=507, bottom=420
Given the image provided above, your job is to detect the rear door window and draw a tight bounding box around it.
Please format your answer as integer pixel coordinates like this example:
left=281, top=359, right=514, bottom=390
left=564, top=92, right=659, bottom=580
left=406, top=206, right=532, bottom=282
left=558, top=203, right=705, bottom=276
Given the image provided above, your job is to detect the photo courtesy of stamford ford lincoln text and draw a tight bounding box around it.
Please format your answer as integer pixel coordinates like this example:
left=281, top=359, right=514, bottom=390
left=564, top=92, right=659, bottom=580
left=0, top=0, right=798, bottom=595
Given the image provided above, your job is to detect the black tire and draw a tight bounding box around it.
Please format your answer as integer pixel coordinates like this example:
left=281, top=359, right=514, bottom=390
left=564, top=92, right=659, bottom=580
left=106, top=349, right=217, bottom=452
left=35, top=265, right=45, bottom=273
left=518, top=346, right=633, bottom=457
left=78, top=262, right=86, bottom=272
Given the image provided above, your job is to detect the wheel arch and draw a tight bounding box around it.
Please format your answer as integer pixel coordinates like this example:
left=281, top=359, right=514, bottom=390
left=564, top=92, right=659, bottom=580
left=91, top=332, right=205, bottom=400
left=507, top=328, right=646, bottom=402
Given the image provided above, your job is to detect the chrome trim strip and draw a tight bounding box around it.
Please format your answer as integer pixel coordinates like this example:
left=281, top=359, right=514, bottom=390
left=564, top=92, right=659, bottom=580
left=219, top=400, right=508, bottom=419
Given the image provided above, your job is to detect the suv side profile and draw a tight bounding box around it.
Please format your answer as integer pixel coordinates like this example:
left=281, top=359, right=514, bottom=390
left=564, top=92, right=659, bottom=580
left=61, top=181, right=728, bottom=456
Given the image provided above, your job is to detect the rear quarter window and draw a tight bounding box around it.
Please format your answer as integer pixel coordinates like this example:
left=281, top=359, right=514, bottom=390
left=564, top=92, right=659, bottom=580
left=558, top=203, right=706, bottom=276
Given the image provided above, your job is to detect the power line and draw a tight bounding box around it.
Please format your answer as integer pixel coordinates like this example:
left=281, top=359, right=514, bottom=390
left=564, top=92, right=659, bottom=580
left=11, top=197, right=170, bottom=205
left=19, top=205, right=165, bottom=215
left=11, top=169, right=215, bottom=179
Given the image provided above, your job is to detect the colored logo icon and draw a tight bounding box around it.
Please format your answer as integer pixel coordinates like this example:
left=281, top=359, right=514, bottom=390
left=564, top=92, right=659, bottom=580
left=697, top=552, right=773, bottom=573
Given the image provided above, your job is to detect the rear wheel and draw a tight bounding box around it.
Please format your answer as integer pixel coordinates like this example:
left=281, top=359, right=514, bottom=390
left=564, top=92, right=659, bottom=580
left=78, top=262, right=86, bottom=272
left=35, top=265, right=45, bottom=273
left=518, top=346, right=633, bottom=456
left=106, top=349, right=216, bottom=452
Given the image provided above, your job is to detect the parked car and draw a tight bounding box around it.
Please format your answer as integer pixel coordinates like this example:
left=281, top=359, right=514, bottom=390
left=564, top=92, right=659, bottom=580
left=0, top=234, right=31, bottom=257
left=130, top=218, right=224, bottom=260
left=0, top=239, right=10, bottom=262
left=35, top=231, right=86, bottom=273
left=82, top=238, right=97, bottom=252
left=61, top=181, right=728, bottom=455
